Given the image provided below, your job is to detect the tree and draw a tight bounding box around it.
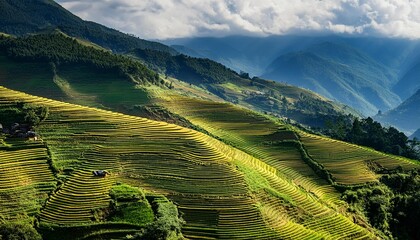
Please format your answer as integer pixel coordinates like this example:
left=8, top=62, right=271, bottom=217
left=0, top=222, right=42, bottom=240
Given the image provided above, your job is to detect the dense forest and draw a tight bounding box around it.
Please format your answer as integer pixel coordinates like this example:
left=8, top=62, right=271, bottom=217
left=0, top=33, right=161, bottom=85
left=131, top=48, right=242, bottom=84
left=0, top=101, right=48, bottom=128
left=324, top=117, right=420, bottom=160
left=343, top=169, right=420, bottom=240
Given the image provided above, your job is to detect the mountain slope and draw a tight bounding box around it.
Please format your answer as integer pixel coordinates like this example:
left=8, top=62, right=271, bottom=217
left=130, top=48, right=361, bottom=127
left=0, top=0, right=176, bottom=54
left=0, top=86, right=388, bottom=239
left=0, top=32, right=360, bottom=129
left=393, top=60, right=420, bottom=100
left=165, top=35, right=420, bottom=79
left=376, top=89, right=420, bottom=133
left=261, top=42, right=401, bottom=116
left=410, top=129, right=420, bottom=139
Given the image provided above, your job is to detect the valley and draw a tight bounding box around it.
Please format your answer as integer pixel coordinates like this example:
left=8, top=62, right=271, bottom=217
left=0, top=1, right=420, bottom=239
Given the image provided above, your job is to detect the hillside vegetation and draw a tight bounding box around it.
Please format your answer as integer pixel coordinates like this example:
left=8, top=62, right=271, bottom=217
left=131, top=48, right=359, bottom=128
left=0, top=32, right=160, bottom=86
left=0, top=32, right=358, bottom=129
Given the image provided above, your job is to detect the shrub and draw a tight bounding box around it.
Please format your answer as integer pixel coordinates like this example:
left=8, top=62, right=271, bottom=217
left=0, top=222, right=42, bottom=240
left=109, top=184, right=145, bottom=202
left=136, top=198, right=184, bottom=240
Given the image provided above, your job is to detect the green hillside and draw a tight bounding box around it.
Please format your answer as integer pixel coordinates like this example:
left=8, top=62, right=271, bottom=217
left=0, top=32, right=359, bottom=129
left=0, top=0, right=176, bottom=54
left=0, top=86, right=377, bottom=239
left=131, top=48, right=360, bottom=127
left=1, top=86, right=417, bottom=239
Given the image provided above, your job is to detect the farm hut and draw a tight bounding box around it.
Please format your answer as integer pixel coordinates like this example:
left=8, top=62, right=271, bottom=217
left=92, top=170, right=109, bottom=177
left=27, top=131, right=36, bottom=138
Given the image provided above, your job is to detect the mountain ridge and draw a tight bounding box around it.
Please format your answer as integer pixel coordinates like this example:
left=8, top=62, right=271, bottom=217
left=0, top=0, right=177, bottom=54
left=261, top=43, right=402, bottom=116
left=376, top=89, right=420, bottom=134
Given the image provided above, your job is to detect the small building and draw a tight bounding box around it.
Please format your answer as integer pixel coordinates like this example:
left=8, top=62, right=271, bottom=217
left=27, top=131, right=37, bottom=138
left=92, top=170, right=109, bottom=177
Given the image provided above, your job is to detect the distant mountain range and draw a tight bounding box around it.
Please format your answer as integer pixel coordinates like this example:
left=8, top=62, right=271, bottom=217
left=410, top=129, right=420, bottom=140
left=166, top=36, right=420, bottom=117
left=376, top=89, right=420, bottom=134
left=261, top=42, right=401, bottom=115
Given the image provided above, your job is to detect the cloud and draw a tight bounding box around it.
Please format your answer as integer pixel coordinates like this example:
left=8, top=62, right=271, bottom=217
left=56, top=0, right=420, bottom=39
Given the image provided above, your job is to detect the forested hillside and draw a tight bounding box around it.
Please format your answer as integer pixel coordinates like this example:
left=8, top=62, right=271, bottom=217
left=0, top=32, right=160, bottom=85
left=0, top=33, right=359, bottom=129
left=131, top=48, right=360, bottom=128
left=0, top=0, right=177, bottom=54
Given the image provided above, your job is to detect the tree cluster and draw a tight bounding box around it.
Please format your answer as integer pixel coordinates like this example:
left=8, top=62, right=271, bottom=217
left=132, top=48, right=240, bottom=84
left=0, top=222, right=42, bottom=240
left=325, top=117, right=420, bottom=160
left=0, top=33, right=160, bottom=85
left=0, top=102, right=48, bottom=128
left=343, top=170, right=420, bottom=239
left=135, top=197, right=185, bottom=240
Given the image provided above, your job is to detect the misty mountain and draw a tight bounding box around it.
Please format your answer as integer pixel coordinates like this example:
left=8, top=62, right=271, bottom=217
left=410, top=129, right=420, bottom=140
left=164, top=35, right=420, bottom=76
left=167, top=35, right=420, bottom=117
left=376, top=89, right=420, bottom=134
left=393, top=60, right=420, bottom=100
left=261, top=42, right=401, bottom=116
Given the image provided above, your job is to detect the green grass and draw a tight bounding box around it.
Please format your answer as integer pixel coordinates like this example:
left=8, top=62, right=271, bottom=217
left=110, top=184, right=145, bottom=202
left=0, top=55, right=151, bottom=112
left=0, top=55, right=66, bottom=100
left=58, top=65, right=151, bottom=108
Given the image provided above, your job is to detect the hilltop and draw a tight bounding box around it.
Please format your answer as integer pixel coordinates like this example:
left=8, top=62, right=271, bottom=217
left=130, top=48, right=360, bottom=127
left=167, top=35, right=420, bottom=118
left=0, top=0, right=176, bottom=54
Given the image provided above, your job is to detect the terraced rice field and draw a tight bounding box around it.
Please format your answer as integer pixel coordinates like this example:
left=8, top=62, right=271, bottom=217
left=298, top=131, right=419, bottom=185
left=159, top=94, right=343, bottom=206
left=0, top=139, right=56, bottom=220
left=0, top=86, right=378, bottom=239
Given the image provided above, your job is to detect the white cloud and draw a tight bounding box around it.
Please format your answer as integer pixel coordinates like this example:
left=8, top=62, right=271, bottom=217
left=56, top=0, right=420, bottom=39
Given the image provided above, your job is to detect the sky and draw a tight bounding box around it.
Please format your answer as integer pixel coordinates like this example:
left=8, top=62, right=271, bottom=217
left=56, top=0, right=420, bottom=40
